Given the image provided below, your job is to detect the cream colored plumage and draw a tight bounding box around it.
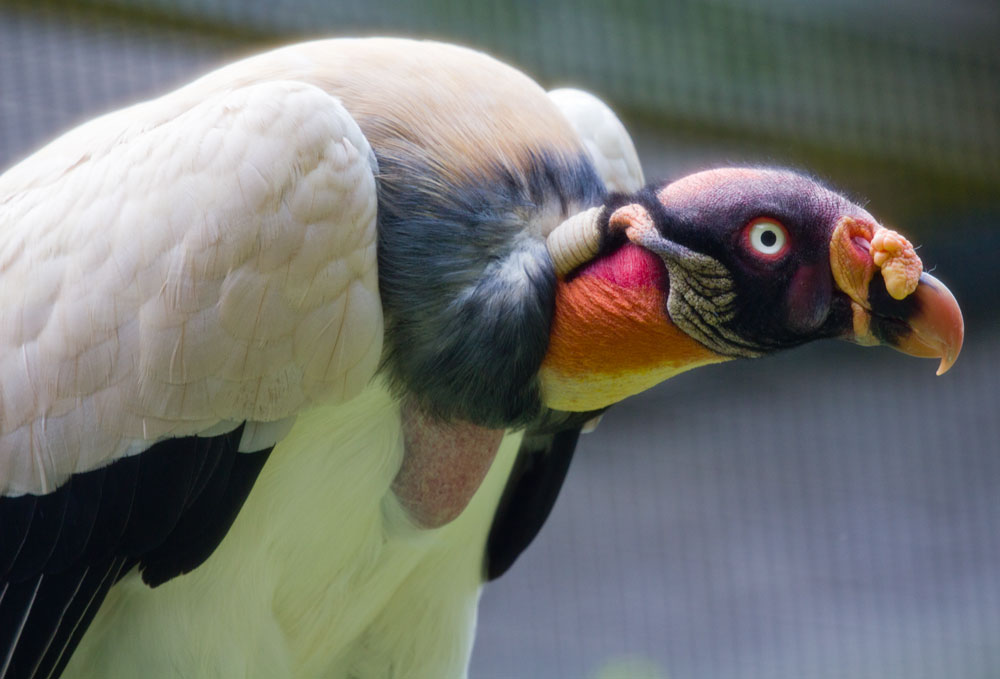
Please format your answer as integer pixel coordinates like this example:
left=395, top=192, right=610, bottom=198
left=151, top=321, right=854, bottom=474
left=0, top=77, right=381, bottom=495
left=546, top=88, right=644, bottom=194
left=0, top=37, right=643, bottom=678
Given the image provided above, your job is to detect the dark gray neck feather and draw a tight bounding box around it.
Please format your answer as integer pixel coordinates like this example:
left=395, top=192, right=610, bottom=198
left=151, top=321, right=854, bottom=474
left=374, top=148, right=605, bottom=427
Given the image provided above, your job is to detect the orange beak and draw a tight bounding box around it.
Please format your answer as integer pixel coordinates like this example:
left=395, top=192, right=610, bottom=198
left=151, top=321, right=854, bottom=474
left=830, top=216, right=964, bottom=375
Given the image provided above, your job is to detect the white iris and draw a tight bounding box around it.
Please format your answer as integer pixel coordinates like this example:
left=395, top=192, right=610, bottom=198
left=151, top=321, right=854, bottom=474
left=749, top=221, right=786, bottom=255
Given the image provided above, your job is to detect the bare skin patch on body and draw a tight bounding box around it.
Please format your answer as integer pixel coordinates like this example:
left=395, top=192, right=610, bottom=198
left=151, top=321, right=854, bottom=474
left=392, top=399, right=504, bottom=528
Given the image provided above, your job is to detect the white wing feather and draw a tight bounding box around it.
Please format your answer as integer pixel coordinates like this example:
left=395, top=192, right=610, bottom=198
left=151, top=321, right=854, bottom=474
left=547, top=88, right=645, bottom=193
left=0, top=80, right=382, bottom=495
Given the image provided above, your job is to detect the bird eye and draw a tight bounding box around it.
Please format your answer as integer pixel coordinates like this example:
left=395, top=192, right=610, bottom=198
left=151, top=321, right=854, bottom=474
left=745, top=218, right=789, bottom=258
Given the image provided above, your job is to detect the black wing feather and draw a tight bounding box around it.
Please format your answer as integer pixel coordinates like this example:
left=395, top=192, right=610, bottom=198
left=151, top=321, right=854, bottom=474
left=485, top=409, right=605, bottom=581
left=2, top=568, right=87, bottom=679
left=118, top=436, right=206, bottom=556
left=140, top=442, right=272, bottom=587
left=0, top=425, right=272, bottom=679
left=0, top=496, right=37, bottom=577
left=6, top=491, right=70, bottom=584
left=45, top=558, right=127, bottom=679
left=43, top=473, right=105, bottom=577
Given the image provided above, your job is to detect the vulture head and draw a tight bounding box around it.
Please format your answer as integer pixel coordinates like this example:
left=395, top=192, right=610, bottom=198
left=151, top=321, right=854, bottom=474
left=540, top=167, right=964, bottom=411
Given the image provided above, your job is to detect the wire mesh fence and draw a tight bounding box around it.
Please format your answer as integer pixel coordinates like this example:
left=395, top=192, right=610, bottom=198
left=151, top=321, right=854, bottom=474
left=1, top=2, right=997, bottom=678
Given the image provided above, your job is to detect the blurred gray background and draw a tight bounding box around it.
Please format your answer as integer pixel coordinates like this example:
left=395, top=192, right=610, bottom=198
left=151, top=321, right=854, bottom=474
left=1, top=1, right=997, bottom=677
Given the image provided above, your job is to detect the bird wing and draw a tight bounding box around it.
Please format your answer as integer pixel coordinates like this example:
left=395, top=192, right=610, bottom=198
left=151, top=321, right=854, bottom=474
left=547, top=88, right=645, bottom=193
left=485, top=411, right=600, bottom=580
left=0, top=79, right=381, bottom=677
left=485, top=91, right=642, bottom=580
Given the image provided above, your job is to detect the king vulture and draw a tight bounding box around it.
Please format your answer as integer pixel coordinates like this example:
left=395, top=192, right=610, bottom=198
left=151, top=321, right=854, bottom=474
left=0, top=38, right=963, bottom=678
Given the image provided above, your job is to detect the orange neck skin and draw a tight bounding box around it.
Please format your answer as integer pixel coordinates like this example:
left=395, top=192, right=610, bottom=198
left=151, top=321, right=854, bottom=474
left=539, top=243, right=728, bottom=411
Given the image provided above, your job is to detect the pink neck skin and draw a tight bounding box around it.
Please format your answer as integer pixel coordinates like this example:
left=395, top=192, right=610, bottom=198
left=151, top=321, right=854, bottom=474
left=391, top=399, right=505, bottom=528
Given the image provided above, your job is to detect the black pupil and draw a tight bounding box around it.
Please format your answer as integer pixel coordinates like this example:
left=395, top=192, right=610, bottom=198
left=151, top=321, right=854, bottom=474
left=760, top=229, right=777, bottom=247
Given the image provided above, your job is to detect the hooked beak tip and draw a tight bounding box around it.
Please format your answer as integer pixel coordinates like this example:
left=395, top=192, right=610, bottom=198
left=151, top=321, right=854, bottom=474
left=892, top=272, right=964, bottom=375
left=926, top=273, right=964, bottom=375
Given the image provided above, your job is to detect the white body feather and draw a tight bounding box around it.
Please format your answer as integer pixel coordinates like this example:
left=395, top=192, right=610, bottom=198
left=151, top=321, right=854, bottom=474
left=67, top=381, right=525, bottom=678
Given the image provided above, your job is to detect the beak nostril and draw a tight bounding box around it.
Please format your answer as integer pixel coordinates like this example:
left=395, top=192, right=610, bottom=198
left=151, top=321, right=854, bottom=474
left=851, top=236, right=871, bottom=254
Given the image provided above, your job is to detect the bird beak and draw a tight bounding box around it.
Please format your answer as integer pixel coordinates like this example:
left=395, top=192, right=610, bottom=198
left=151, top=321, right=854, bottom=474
left=830, top=216, right=964, bottom=375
